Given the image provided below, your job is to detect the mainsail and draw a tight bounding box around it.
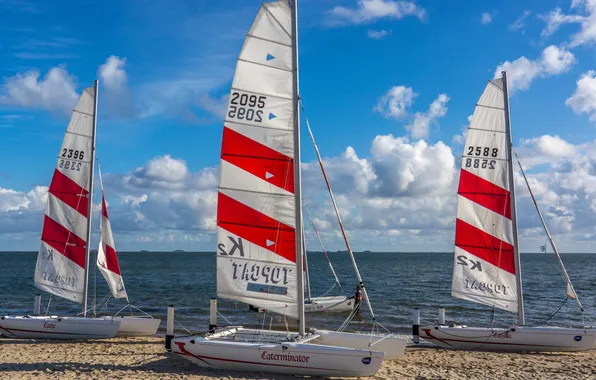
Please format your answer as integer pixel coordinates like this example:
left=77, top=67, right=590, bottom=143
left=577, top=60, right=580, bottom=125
left=97, top=166, right=127, bottom=300
left=34, top=85, right=96, bottom=303
left=451, top=78, right=520, bottom=313
left=216, top=1, right=299, bottom=317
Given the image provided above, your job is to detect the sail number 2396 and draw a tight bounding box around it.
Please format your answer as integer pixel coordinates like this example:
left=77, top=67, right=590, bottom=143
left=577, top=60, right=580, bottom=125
left=228, top=92, right=266, bottom=123
left=59, top=149, right=85, bottom=172
left=465, top=146, right=498, bottom=170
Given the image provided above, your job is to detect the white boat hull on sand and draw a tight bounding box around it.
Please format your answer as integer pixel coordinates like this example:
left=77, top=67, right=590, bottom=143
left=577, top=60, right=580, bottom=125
left=0, top=315, right=120, bottom=340
left=100, top=315, right=161, bottom=337
left=305, top=296, right=355, bottom=313
left=171, top=328, right=384, bottom=377
left=420, top=325, right=596, bottom=352
left=313, top=329, right=407, bottom=360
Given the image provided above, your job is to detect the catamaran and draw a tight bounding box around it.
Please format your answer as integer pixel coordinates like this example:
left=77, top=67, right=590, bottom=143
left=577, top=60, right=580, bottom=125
left=419, top=71, right=596, bottom=352
left=0, top=81, right=121, bottom=340
left=169, top=1, right=403, bottom=376
left=0, top=81, right=159, bottom=339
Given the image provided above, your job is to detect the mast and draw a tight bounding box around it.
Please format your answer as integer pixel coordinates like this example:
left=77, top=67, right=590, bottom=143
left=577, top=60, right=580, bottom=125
left=502, top=71, right=524, bottom=325
left=516, top=156, right=583, bottom=311
left=304, top=114, right=375, bottom=319
left=291, top=0, right=305, bottom=335
left=82, top=79, right=98, bottom=317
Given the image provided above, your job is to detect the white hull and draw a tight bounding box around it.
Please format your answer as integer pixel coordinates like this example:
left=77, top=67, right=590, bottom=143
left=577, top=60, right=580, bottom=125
left=0, top=315, right=120, bottom=340
left=420, top=325, right=596, bottom=352
left=305, top=296, right=355, bottom=313
left=171, top=328, right=383, bottom=377
left=100, top=315, right=161, bottom=337
left=313, top=329, right=407, bottom=360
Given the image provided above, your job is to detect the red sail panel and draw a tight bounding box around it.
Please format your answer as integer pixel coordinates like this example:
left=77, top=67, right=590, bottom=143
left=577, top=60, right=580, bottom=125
left=41, top=215, right=87, bottom=269
left=221, top=126, right=294, bottom=194
left=458, top=169, right=511, bottom=220
left=218, top=192, right=296, bottom=263
left=48, top=169, right=89, bottom=218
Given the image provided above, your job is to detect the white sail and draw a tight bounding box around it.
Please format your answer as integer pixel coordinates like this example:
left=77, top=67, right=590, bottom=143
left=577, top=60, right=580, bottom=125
left=34, top=86, right=96, bottom=303
left=216, top=1, right=298, bottom=317
left=451, top=78, right=519, bottom=313
left=97, top=167, right=127, bottom=300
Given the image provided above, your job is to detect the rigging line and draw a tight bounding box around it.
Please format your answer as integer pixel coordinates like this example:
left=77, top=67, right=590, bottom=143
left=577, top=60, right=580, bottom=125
left=300, top=100, right=376, bottom=320
left=304, top=204, right=342, bottom=289
left=515, top=154, right=584, bottom=312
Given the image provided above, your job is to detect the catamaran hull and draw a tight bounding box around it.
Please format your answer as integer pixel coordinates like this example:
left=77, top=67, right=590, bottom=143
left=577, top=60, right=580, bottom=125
left=0, top=316, right=120, bottom=340
left=305, top=296, right=355, bottom=313
left=313, top=329, right=407, bottom=360
left=420, top=325, right=596, bottom=352
left=100, top=315, right=161, bottom=337
left=171, top=335, right=384, bottom=377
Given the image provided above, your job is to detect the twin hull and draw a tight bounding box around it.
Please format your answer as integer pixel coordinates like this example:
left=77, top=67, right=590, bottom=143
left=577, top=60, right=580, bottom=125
left=420, top=325, right=596, bottom=352
left=313, top=329, right=407, bottom=360
left=100, top=315, right=161, bottom=337
left=171, top=329, right=384, bottom=377
left=305, top=296, right=355, bottom=313
left=0, top=315, right=120, bottom=340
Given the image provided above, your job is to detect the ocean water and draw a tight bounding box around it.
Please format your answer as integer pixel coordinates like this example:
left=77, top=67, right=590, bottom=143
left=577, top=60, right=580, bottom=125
left=1, top=251, right=595, bottom=334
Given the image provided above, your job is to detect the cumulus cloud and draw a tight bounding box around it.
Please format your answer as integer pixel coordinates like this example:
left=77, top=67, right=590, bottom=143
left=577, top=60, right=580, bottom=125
left=0, top=66, right=79, bottom=114
left=539, top=0, right=596, bottom=47
left=374, top=86, right=416, bottom=119
left=566, top=71, right=596, bottom=121
left=405, top=94, right=449, bottom=139
left=494, top=45, right=575, bottom=92
left=327, top=0, right=426, bottom=26
left=367, top=29, right=392, bottom=39
left=98, top=55, right=137, bottom=118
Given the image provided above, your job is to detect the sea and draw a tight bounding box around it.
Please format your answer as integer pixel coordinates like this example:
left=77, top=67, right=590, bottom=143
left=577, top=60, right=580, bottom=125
left=1, top=251, right=595, bottom=334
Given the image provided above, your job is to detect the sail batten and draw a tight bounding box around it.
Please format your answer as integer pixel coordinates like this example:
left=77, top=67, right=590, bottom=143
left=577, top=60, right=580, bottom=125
left=452, top=78, right=519, bottom=313
left=216, top=2, right=298, bottom=317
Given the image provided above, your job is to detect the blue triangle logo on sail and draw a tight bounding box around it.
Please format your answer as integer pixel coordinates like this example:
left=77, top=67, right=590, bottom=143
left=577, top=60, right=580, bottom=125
left=268, top=113, right=276, bottom=120
left=266, top=53, right=275, bottom=61
left=266, top=239, right=275, bottom=247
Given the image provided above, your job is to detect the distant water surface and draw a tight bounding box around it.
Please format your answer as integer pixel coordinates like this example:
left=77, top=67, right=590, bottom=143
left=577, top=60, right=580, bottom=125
left=1, top=251, right=595, bottom=334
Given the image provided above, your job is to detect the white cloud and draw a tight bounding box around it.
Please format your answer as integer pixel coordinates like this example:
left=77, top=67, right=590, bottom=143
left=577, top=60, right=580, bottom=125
left=509, top=10, right=531, bottom=33
left=494, top=45, right=575, bottom=92
left=328, top=0, right=426, bottom=26
left=0, top=66, right=79, bottom=114
left=539, top=0, right=596, bottom=47
left=367, top=29, right=392, bottom=39
left=481, top=12, right=492, bottom=25
left=374, top=86, right=416, bottom=119
left=405, top=94, right=449, bottom=139
left=566, top=71, right=596, bottom=121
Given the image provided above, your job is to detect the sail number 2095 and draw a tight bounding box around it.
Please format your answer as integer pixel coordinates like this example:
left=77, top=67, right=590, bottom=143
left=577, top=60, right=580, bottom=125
left=228, top=92, right=266, bottom=123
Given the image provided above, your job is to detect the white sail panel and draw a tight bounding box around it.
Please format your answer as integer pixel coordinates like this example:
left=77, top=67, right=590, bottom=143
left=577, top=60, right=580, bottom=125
left=217, top=1, right=298, bottom=317
left=34, top=85, right=95, bottom=303
left=451, top=79, right=519, bottom=312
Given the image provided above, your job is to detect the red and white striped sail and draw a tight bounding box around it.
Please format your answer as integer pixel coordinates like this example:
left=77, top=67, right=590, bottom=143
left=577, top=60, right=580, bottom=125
left=216, top=0, right=298, bottom=317
left=97, top=168, right=127, bottom=300
left=34, top=86, right=96, bottom=303
left=451, top=78, right=519, bottom=313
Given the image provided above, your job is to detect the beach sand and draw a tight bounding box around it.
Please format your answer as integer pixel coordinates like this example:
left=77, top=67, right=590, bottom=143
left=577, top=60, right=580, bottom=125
left=1, top=336, right=595, bottom=379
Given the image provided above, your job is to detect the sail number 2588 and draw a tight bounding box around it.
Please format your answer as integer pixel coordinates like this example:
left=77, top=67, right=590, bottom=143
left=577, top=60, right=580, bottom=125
left=228, top=92, right=266, bottom=123
left=465, top=146, right=498, bottom=170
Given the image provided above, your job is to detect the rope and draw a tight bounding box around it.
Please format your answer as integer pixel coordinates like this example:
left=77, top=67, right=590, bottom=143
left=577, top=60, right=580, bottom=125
left=529, top=298, right=568, bottom=327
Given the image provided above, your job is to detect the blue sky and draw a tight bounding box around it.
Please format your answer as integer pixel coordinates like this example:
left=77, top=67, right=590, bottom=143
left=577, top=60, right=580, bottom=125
left=2, top=0, right=596, bottom=252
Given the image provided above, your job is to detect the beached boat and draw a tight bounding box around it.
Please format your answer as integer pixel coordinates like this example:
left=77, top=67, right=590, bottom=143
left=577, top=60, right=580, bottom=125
left=170, top=1, right=391, bottom=376
left=0, top=82, right=121, bottom=340
left=419, top=71, right=596, bottom=352
left=95, top=166, right=161, bottom=337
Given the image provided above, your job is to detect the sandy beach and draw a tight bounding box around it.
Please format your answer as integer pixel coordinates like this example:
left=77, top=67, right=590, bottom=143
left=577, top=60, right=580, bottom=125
left=1, top=336, right=595, bottom=379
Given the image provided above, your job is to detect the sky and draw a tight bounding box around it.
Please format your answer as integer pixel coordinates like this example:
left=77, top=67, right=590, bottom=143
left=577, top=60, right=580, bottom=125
left=2, top=0, right=596, bottom=253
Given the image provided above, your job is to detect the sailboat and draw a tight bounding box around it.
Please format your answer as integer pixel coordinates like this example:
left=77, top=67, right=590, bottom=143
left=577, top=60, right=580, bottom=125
left=170, top=1, right=387, bottom=376
left=96, top=167, right=161, bottom=337
left=0, top=81, right=121, bottom=340
left=419, top=71, right=596, bottom=352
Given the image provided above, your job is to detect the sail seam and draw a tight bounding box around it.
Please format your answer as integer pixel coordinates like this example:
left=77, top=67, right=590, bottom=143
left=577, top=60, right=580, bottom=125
left=65, top=130, right=93, bottom=139
left=487, top=80, right=503, bottom=91
left=218, top=186, right=293, bottom=198
left=246, top=33, right=291, bottom=47
left=263, top=4, right=291, bottom=37
left=216, top=255, right=294, bottom=266
left=218, top=220, right=295, bottom=232
left=222, top=153, right=291, bottom=163
left=468, top=127, right=506, bottom=133
left=225, top=120, right=292, bottom=133
left=476, top=104, right=505, bottom=111
left=238, top=58, right=292, bottom=73
left=460, top=155, right=508, bottom=162
left=72, top=109, right=94, bottom=118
